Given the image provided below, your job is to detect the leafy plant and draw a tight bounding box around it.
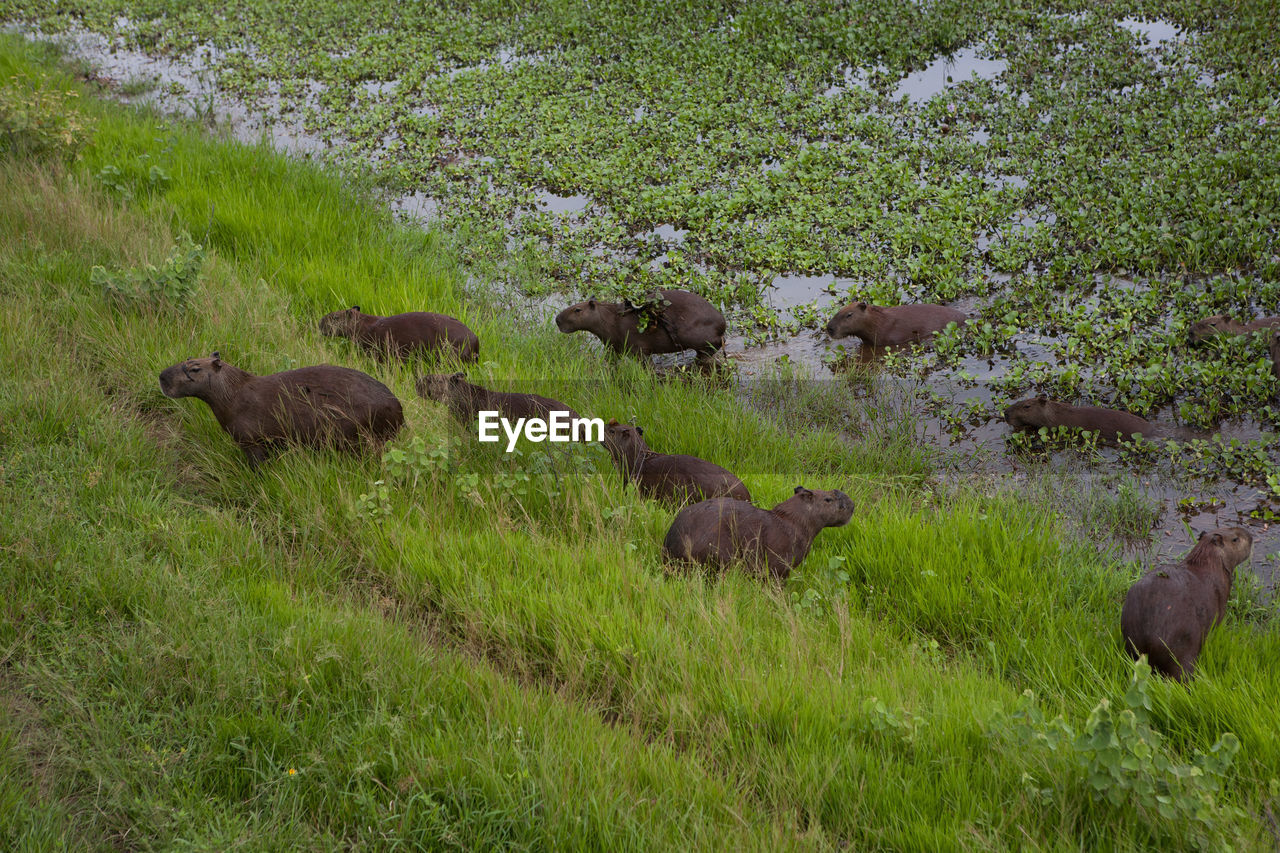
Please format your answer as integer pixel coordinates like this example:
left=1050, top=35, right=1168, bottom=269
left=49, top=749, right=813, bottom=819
left=92, top=232, right=204, bottom=310
left=1007, top=658, right=1246, bottom=849
left=352, top=479, right=392, bottom=522
left=0, top=73, right=93, bottom=161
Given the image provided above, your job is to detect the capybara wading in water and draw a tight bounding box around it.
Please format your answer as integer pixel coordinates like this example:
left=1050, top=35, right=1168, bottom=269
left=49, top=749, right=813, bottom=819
left=1120, top=527, right=1253, bottom=681
left=555, top=289, right=726, bottom=366
left=1189, top=314, right=1280, bottom=344
left=1003, top=395, right=1156, bottom=445
left=601, top=419, right=750, bottom=505
left=663, top=487, right=854, bottom=580
left=416, top=372, right=580, bottom=423
left=825, top=301, right=967, bottom=347
left=319, top=306, right=479, bottom=363
left=159, top=353, right=403, bottom=465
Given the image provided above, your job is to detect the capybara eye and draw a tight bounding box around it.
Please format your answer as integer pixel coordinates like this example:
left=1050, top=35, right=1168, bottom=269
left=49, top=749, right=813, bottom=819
left=190, top=367, right=200, bottom=373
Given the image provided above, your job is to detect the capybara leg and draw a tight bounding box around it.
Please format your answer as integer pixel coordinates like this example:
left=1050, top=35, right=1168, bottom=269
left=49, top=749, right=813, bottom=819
left=1145, top=646, right=1186, bottom=681
left=243, top=443, right=272, bottom=468
left=695, top=338, right=723, bottom=363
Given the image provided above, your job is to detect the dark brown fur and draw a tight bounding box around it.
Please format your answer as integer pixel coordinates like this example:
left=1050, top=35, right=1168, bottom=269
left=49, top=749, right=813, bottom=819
left=662, top=487, right=854, bottom=580
left=416, top=372, right=580, bottom=423
left=825, top=301, right=967, bottom=347
left=159, top=353, right=403, bottom=465
left=601, top=419, right=750, bottom=505
left=1003, top=395, right=1155, bottom=445
left=1120, top=527, right=1253, bottom=681
left=1269, top=329, right=1280, bottom=380
left=555, top=289, right=726, bottom=364
left=319, top=306, right=479, bottom=362
left=1189, top=313, right=1280, bottom=344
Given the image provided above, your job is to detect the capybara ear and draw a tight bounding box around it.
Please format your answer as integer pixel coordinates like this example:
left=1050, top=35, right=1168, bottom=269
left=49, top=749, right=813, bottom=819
left=856, top=301, right=866, bottom=310
left=350, top=305, right=361, bottom=312
left=587, top=298, right=596, bottom=308
left=211, top=351, right=222, bottom=369
left=1210, top=532, right=1224, bottom=547
left=1036, top=394, right=1047, bottom=403
left=794, top=486, right=813, bottom=498
left=1197, top=530, right=1205, bottom=540
left=450, top=371, right=465, bottom=382
left=636, top=425, right=644, bottom=435
left=606, top=418, right=618, bottom=426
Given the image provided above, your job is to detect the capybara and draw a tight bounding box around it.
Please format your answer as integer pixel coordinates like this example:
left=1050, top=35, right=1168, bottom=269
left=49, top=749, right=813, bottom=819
left=662, top=486, right=854, bottom=580
left=1269, top=329, right=1280, bottom=380
left=601, top=419, right=750, bottom=505
left=825, top=301, right=967, bottom=347
left=416, top=372, right=580, bottom=423
left=319, top=306, right=479, bottom=362
left=555, top=289, right=726, bottom=365
left=1120, top=526, right=1253, bottom=681
left=1189, top=313, right=1280, bottom=344
left=1003, top=395, right=1156, bottom=445
left=159, top=352, right=403, bottom=465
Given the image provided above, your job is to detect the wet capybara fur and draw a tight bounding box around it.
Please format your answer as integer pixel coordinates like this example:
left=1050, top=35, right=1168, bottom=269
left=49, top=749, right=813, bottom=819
left=1120, top=527, right=1253, bottom=681
left=159, top=353, right=404, bottom=465
left=416, top=372, right=580, bottom=423
left=662, top=486, right=854, bottom=580
left=1189, top=313, right=1280, bottom=344
left=1003, top=395, right=1155, bottom=445
left=825, top=301, right=967, bottom=347
left=319, top=306, right=479, bottom=362
left=601, top=419, right=750, bottom=505
left=555, top=289, right=726, bottom=364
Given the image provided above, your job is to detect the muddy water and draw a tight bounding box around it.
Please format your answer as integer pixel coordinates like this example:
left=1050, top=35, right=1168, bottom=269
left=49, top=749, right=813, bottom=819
left=36, top=27, right=1278, bottom=586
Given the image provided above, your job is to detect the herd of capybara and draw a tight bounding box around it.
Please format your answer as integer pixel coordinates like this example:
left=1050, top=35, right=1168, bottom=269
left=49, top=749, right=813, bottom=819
left=160, top=293, right=1277, bottom=682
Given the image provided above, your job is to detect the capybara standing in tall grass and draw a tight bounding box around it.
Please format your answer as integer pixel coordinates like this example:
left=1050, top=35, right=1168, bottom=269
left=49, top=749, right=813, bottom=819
left=159, top=352, right=403, bottom=465
left=1189, top=314, right=1280, bottom=344
left=663, top=486, right=853, bottom=580
left=1120, top=527, right=1253, bottom=681
left=1003, top=395, right=1156, bottom=445
left=555, top=289, right=726, bottom=366
left=319, top=306, right=479, bottom=362
left=825, top=301, right=967, bottom=347
left=601, top=419, right=750, bottom=505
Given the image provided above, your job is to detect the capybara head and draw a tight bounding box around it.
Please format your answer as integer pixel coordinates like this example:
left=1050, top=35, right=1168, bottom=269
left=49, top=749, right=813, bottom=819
left=1191, top=526, right=1253, bottom=570
left=159, top=352, right=225, bottom=399
left=601, top=418, right=648, bottom=455
left=1003, top=394, right=1053, bottom=429
left=825, top=302, right=872, bottom=339
left=318, top=306, right=365, bottom=338
left=555, top=299, right=605, bottom=333
left=415, top=371, right=466, bottom=402
left=1189, top=314, right=1239, bottom=344
left=792, top=486, right=855, bottom=528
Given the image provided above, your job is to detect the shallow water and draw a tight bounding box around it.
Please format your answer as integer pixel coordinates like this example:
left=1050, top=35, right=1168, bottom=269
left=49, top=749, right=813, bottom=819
left=536, top=191, right=591, bottom=215
left=1115, top=17, right=1183, bottom=50
left=894, top=46, right=1008, bottom=102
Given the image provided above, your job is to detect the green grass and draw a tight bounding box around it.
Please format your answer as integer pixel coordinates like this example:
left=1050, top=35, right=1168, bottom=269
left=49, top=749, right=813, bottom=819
left=3, top=35, right=1280, bottom=849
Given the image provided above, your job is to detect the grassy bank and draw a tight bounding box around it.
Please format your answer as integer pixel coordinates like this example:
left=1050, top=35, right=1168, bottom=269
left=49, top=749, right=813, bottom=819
left=3, top=36, right=1280, bottom=850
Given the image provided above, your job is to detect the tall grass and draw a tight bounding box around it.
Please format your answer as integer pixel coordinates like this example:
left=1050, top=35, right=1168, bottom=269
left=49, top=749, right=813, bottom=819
left=2, top=34, right=1279, bottom=849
